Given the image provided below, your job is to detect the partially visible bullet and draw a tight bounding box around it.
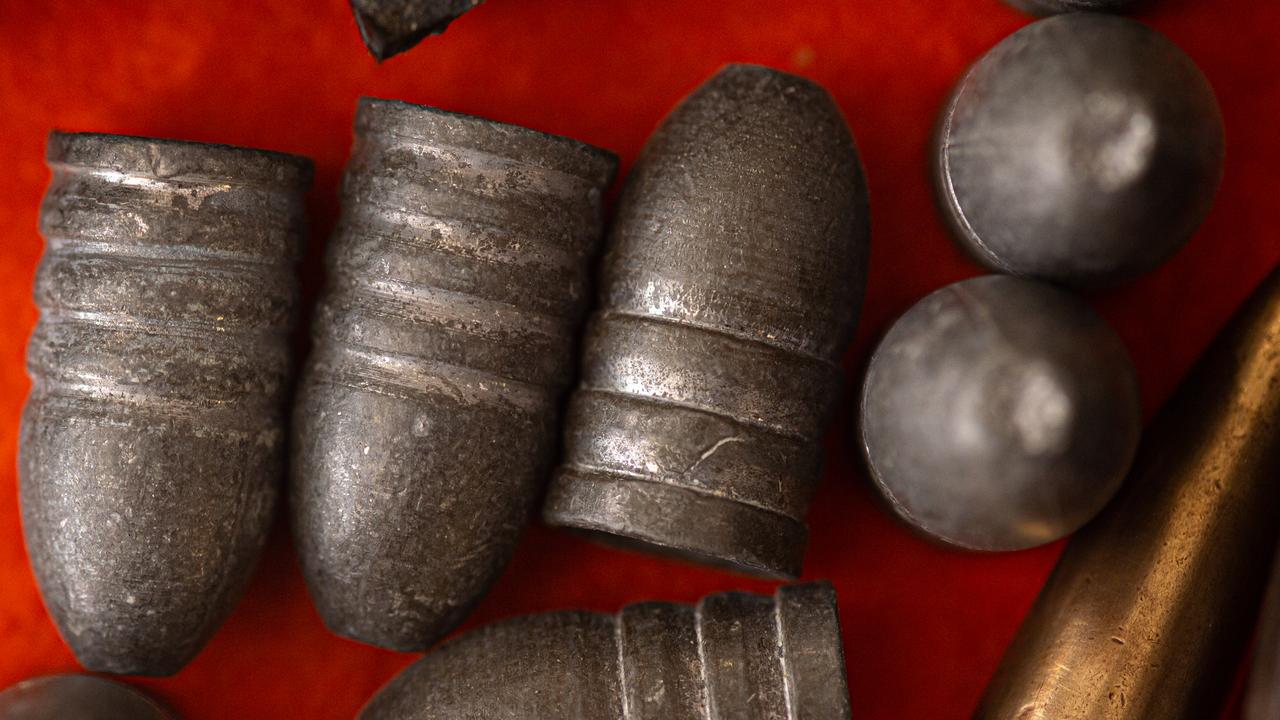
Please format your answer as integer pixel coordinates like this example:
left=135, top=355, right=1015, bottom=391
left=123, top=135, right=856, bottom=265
left=543, top=64, right=870, bottom=580
left=935, top=14, right=1223, bottom=286
left=21, top=133, right=310, bottom=675
left=359, top=582, right=851, bottom=719
left=1245, top=549, right=1280, bottom=720
left=1006, top=0, right=1140, bottom=14
left=976, top=265, right=1280, bottom=719
left=0, top=675, right=175, bottom=720
left=292, top=98, right=615, bottom=652
left=860, top=275, right=1141, bottom=552
left=350, top=0, right=485, bottom=61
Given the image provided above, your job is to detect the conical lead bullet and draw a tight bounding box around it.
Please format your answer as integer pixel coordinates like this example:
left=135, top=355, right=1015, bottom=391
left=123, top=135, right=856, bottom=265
left=976, top=265, right=1280, bottom=719
left=20, top=132, right=311, bottom=675
left=292, top=98, right=616, bottom=652
left=543, top=64, right=870, bottom=579
left=359, top=582, right=851, bottom=719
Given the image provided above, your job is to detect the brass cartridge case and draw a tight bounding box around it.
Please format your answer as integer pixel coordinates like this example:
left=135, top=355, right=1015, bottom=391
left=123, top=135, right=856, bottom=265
left=976, top=266, right=1280, bottom=719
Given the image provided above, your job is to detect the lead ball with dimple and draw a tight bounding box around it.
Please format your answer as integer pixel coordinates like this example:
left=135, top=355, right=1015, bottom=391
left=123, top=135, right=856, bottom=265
left=935, top=14, right=1224, bottom=286
left=859, top=275, right=1142, bottom=552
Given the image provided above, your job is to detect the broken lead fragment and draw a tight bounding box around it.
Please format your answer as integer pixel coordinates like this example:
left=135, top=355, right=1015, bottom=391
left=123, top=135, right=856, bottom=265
left=292, top=98, right=616, bottom=652
left=543, top=63, right=870, bottom=579
left=359, top=582, right=851, bottom=720
left=21, top=132, right=310, bottom=676
left=350, top=0, right=486, bottom=61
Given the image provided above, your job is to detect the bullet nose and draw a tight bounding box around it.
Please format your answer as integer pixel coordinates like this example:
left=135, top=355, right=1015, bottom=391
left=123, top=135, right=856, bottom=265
left=21, top=132, right=310, bottom=676
left=543, top=63, right=870, bottom=579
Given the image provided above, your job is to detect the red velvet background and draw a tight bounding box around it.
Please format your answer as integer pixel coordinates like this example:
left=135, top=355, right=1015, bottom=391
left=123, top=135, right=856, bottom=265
left=0, top=1, right=1277, bottom=717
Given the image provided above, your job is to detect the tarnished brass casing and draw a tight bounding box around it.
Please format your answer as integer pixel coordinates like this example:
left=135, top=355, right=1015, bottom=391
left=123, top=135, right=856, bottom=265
left=976, top=266, right=1280, bottom=719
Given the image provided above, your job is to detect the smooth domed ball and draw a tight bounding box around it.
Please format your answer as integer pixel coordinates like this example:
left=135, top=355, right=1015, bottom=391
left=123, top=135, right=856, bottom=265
left=859, top=275, right=1142, bottom=551
left=935, top=14, right=1223, bottom=286
left=1005, top=0, right=1140, bottom=15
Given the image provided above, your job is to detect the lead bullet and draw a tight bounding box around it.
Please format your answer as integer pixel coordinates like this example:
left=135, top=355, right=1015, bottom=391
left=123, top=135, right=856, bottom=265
left=860, top=275, right=1141, bottom=551
left=976, top=265, right=1280, bottom=719
left=543, top=64, right=870, bottom=579
left=21, top=132, right=311, bottom=675
left=935, top=14, right=1223, bottom=285
left=292, top=98, right=616, bottom=652
left=0, top=675, right=175, bottom=720
left=360, top=582, right=851, bottom=719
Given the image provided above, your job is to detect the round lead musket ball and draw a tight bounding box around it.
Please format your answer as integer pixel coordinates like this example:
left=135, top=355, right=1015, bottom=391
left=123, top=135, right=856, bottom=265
left=859, top=275, right=1142, bottom=551
left=0, top=675, right=174, bottom=720
left=1005, top=0, right=1140, bottom=15
left=935, top=14, right=1224, bottom=286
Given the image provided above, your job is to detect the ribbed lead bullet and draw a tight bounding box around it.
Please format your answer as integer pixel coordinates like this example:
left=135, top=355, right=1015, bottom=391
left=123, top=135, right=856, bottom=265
left=359, top=582, right=851, bottom=719
left=20, top=133, right=311, bottom=675
left=976, top=265, right=1280, bottom=719
left=292, top=98, right=616, bottom=651
left=0, top=675, right=175, bottom=720
left=350, top=0, right=485, bottom=61
left=543, top=64, right=870, bottom=579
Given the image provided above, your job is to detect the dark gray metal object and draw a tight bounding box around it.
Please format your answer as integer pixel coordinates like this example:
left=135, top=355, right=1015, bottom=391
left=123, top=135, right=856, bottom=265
left=935, top=14, right=1223, bottom=286
left=292, top=98, right=616, bottom=652
left=0, top=675, right=175, bottom=720
left=359, top=581, right=851, bottom=720
left=20, top=133, right=311, bottom=676
left=860, top=275, right=1141, bottom=552
left=543, top=63, right=870, bottom=580
left=350, top=0, right=485, bottom=61
left=1245, top=547, right=1280, bottom=720
left=1005, top=0, right=1140, bottom=14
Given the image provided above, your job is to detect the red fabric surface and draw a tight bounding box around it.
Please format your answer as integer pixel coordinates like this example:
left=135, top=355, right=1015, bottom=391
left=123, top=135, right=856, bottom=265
left=0, top=1, right=1277, bottom=717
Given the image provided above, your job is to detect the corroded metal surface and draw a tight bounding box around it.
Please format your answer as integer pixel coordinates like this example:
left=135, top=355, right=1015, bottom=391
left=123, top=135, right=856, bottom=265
left=350, top=0, right=485, bottom=61
left=292, top=98, right=616, bottom=652
left=1006, top=0, right=1139, bottom=13
left=20, top=132, right=311, bottom=676
left=359, top=582, right=851, bottom=719
left=976, top=265, right=1280, bottom=719
left=543, top=63, right=870, bottom=579
left=935, top=14, right=1223, bottom=285
left=860, top=275, right=1141, bottom=552
left=0, top=675, right=174, bottom=720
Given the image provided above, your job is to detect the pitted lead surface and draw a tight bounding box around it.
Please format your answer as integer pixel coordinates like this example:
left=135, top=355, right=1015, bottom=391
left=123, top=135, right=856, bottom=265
left=20, top=132, right=310, bottom=676
left=350, top=0, right=485, bottom=61
left=543, top=63, right=870, bottom=579
left=292, top=97, right=616, bottom=652
left=359, top=582, right=851, bottom=720
left=0, top=675, right=175, bottom=720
